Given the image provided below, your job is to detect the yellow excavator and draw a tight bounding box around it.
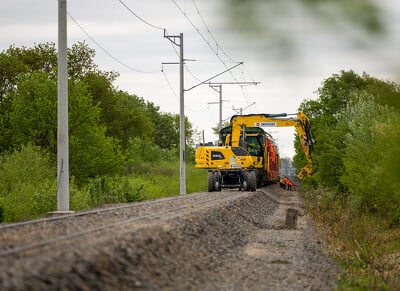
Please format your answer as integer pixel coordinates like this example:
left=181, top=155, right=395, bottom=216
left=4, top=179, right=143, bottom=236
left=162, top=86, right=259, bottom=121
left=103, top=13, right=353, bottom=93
left=195, top=112, right=315, bottom=192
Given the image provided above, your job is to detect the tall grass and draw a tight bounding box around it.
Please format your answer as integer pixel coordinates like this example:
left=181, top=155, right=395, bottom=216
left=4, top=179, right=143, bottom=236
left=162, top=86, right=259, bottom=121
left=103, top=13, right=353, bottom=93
left=301, top=188, right=400, bottom=290
left=0, top=145, right=208, bottom=222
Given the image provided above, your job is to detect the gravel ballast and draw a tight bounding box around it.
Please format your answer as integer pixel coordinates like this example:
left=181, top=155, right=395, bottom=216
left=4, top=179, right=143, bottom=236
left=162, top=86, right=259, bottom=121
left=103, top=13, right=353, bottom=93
left=0, top=185, right=338, bottom=290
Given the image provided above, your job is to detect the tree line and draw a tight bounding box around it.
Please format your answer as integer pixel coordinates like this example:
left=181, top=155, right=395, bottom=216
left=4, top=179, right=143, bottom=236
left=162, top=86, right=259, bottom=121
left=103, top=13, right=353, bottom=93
left=294, top=70, right=400, bottom=224
left=0, top=42, right=202, bottom=222
left=294, top=70, right=400, bottom=289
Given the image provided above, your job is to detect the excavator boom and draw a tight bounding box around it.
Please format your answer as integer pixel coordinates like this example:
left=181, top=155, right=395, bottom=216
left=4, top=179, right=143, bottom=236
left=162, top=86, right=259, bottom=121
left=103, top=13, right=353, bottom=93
left=229, top=112, right=315, bottom=179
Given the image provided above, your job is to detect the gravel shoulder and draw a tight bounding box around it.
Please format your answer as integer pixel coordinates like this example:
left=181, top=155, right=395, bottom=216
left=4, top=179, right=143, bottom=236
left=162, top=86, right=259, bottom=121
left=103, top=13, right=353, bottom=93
left=0, top=185, right=338, bottom=290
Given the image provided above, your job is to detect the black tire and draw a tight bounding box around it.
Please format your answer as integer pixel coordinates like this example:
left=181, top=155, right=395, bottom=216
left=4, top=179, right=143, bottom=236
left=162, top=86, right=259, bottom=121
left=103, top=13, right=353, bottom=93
left=249, top=171, right=257, bottom=192
left=242, top=171, right=250, bottom=191
left=207, top=171, right=215, bottom=192
left=214, top=172, right=222, bottom=192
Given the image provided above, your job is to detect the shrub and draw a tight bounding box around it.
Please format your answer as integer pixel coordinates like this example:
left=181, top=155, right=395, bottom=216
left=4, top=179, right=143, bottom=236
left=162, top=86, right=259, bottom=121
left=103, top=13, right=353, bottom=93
left=0, top=144, right=56, bottom=222
left=340, top=96, right=400, bottom=224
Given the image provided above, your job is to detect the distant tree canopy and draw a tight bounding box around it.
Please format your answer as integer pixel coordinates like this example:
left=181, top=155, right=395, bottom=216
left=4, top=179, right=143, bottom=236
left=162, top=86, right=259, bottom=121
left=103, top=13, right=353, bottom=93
left=0, top=42, right=195, bottom=182
left=295, top=70, right=400, bottom=224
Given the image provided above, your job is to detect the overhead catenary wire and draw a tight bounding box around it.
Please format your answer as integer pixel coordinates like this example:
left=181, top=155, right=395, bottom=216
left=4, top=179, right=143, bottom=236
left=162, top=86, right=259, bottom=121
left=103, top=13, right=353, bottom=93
left=117, top=1, right=199, bottom=92
left=68, top=12, right=158, bottom=74
left=170, top=0, right=253, bottom=104
left=117, top=0, right=165, bottom=31
left=161, top=66, right=204, bottom=113
left=170, top=0, right=233, bottom=64
left=161, top=68, right=179, bottom=99
left=191, top=0, right=236, bottom=63
left=192, top=0, right=257, bottom=85
left=165, top=31, right=204, bottom=87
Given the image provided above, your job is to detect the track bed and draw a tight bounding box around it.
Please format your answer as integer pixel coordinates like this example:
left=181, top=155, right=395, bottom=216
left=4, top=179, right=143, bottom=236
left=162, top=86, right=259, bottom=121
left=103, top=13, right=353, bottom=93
left=0, top=185, right=337, bottom=290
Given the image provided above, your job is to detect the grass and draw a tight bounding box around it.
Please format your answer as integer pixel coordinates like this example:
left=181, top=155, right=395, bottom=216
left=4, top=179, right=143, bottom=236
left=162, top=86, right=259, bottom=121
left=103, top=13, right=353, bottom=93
left=301, top=188, right=400, bottom=290
left=0, top=159, right=208, bottom=223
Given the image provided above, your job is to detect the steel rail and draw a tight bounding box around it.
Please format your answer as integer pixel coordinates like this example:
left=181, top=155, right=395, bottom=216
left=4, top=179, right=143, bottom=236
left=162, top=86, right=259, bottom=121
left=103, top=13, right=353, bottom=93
left=0, top=193, right=205, bottom=231
left=0, top=193, right=238, bottom=257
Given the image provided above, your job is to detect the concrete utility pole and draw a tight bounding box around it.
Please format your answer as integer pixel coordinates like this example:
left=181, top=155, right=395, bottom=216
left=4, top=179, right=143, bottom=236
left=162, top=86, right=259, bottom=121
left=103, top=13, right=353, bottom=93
left=179, top=33, right=186, bottom=195
left=57, top=0, right=70, bottom=210
left=164, top=31, right=186, bottom=195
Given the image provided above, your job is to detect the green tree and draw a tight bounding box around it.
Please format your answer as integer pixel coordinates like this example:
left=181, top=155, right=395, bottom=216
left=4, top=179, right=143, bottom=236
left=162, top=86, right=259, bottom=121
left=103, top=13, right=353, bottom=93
left=104, top=91, right=155, bottom=151
left=8, top=71, right=124, bottom=182
left=0, top=42, right=104, bottom=103
left=298, top=70, right=400, bottom=223
left=8, top=72, right=58, bottom=151
left=298, top=70, right=400, bottom=190
left=340, top=95, right=400, bottom=222
left=0, top=43, right=57, bottom=102
left=68, top=81, right=124, bottom=181
left=0, top=42, right=118, bottom=151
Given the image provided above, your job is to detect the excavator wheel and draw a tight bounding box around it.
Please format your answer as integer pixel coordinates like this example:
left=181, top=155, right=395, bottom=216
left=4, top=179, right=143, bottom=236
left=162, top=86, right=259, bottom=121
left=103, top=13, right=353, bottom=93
left=249, top=171, right=257, bottom=192
left=207, top=171, right=215, bottom=192
left=214, top=172, right=222, bottom=192
left=242, top=171, right=250, bottom=191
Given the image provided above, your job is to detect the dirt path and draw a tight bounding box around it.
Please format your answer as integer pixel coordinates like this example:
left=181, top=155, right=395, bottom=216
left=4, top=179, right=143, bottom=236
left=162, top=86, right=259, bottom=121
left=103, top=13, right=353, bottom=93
left=0, top=185, right=337, bottom=290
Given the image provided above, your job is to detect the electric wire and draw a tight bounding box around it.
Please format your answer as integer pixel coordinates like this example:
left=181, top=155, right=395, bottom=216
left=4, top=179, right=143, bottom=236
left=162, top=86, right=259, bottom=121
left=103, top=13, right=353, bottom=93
left=161, top=68, right=204, bottom=113
left=170, top=0, right=252, bottom=104
left=192, top=0, right=257, bottom=88
left=191, top=0, right=236, bottom=63
left=161, top=69, right=179, bottom=99
left=68, top=12, right=158, bottom=74
left=185, top=65, right=203, bottom=83
left=167, top=36, right=204, bottom=85
left=117, top=0, right=165, bottom=31
left=190, top=0, right=257, bottom=105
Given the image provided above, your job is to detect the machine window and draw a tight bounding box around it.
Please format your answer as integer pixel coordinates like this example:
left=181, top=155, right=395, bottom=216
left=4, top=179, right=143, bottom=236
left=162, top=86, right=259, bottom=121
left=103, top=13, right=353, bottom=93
left=232, top=147, right=250, bottom=156
left=211, top=151, right=225, bottom=160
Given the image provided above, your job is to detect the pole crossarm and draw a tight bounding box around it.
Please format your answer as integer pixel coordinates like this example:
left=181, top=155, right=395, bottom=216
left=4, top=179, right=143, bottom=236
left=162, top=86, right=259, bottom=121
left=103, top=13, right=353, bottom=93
left=164, top=29, right=181, bottom=47
left=208, top=82, right=260, bottom=85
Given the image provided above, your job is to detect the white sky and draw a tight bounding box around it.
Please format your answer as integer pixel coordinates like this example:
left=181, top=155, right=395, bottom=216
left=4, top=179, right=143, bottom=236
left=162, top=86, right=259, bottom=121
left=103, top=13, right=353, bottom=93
left=1, top=0, right=399, bottom=158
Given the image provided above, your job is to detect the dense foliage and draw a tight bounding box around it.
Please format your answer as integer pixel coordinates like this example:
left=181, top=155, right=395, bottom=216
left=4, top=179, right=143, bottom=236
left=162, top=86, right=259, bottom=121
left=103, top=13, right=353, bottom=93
left=296, top=70, right=400, bottom=224
left=296, top=70, right=400, bottom=289
left=0, top=42, right=204, bottom=222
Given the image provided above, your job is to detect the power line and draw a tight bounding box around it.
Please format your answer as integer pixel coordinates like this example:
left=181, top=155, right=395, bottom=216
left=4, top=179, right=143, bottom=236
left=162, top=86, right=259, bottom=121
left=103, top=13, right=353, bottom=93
left=191, top=0, right=236, bottom=63
left=185, top=65, right=203, bottom=83
left=117, top=0, right=165, bottom=31
left=170, top=0, right=234, bottom=65
left=166, top=32, right=204, bottom=86
left=193, top=0, right=257, bottom=89
left=190, top=1, right=258, bottom=104
left=161, top=68, right=179, bottom=99
left=170, top=0, right=252, bottom=103
left=67, top=12, right=158, bottom=74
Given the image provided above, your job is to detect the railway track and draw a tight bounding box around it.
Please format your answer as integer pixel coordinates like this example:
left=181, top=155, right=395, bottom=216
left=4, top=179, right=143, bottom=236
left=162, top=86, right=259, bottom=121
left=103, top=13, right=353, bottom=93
left=0, top=190, right=239, bottom=258
left=0, top=186, right=338, bottom=291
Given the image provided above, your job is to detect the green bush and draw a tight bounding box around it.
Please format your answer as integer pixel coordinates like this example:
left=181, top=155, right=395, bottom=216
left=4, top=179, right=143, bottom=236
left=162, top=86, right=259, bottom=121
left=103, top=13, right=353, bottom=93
left=340, top=96, right=400, bottom=224
left=0, top=144, right=56, bottom=222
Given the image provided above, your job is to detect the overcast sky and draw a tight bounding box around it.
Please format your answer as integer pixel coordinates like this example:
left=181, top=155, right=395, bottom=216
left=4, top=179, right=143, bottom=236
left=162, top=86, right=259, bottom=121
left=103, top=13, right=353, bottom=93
left=1, top=0, right=399, bottom=158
